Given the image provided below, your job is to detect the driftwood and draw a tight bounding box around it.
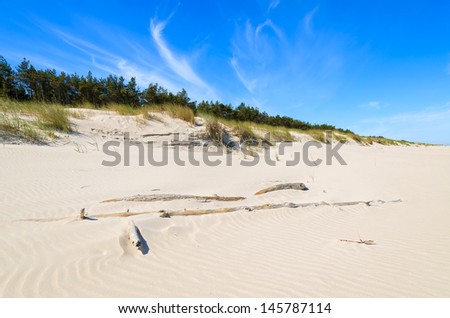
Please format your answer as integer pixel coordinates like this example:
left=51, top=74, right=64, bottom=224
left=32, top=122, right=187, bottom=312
left=339, top=238, right=376, bottom=245
left=91, top=199, right=402, bottom=219
left=160, top=211, right=171, bottom=218
left=20, top=199, right=402, bottom=222
left=102, top=194, right=246, bottom=203
left=141, top=133, right=175, bottom=137
left=128, top=220, right=141, bottom=248
left=79, top=208, right=86, bottom=220
left=255, top=183, right=307, bottom=195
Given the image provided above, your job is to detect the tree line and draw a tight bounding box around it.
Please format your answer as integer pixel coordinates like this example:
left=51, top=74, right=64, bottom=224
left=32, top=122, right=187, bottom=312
left=0, top=55, right=348, bottom=132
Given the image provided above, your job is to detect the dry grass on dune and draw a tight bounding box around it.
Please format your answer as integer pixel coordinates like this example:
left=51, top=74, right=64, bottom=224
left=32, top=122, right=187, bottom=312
left=0, top=99, right=72, bottom=142
left=105, top=103, right=195, bottom=124
left=204, top=119, right=225, bottom=145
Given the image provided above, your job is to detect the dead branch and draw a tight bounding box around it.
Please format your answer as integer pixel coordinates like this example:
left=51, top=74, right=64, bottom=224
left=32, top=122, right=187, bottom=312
left=255, top=183, right=308, bottom=195
left=128, top=220, right=141, bottom=248
left=339, top=238, right=376, bottom=245
left=102, top=194, right=246, bottom=203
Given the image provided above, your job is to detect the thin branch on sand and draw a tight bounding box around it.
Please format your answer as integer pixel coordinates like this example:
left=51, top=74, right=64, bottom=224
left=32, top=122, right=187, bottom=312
left=102, top=194, right=246, bottom=203
left=91, top=199, right=401, bottom=219
left=255, top=183, right=308, bottom=195
left=339, top=238, right=376, bottom=245
left=18, top=199, right=402, bottom=222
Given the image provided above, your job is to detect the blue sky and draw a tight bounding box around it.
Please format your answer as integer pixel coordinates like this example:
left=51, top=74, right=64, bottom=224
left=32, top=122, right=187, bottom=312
left=1, top=0, right=450, bottom=144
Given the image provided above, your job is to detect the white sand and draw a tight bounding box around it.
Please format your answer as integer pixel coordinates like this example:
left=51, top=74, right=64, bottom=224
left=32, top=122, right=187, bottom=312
left=1, top=111, right=449, bottom=297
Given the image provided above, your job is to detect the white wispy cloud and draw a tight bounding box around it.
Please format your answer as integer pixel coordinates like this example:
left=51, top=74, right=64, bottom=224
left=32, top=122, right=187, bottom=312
left=230, top=18, right=284, bottom=94
left=48, top=26, right=178, bottom=90
left=229, top=57, right=257, bottom=93
left=361, top=105, right=450, bottom=125
left=149, top=18, right=213, bottom=91
left=34, top=19, right=218, bottom=101
left=303, top=6, right=319, bottom=36
left=355, top=104, right=450, bottom=144
left=361, top=101, right=381, bottom=109
left=267, top=0, right=280, bottom=12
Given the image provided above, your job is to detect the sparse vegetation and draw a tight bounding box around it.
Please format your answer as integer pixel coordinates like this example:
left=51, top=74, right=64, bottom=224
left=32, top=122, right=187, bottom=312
left=0, top=99, right=71, bottom=142
left=37, top=105, right=71, bottom=132
left=68, top=109, right=87, bottom=120
left=155, top=104, right=195, bottom=124
left=105, top=103, right=142, bottom=116
left=0, top=112, right=43, bottom=142
left=204, top=119, right=225, bottom=145
left=301, top=130, right=328, bottom=143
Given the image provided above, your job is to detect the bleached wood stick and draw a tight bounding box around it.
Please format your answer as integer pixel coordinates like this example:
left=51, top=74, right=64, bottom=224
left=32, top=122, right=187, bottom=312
left=255, top=183, right=307, bottom=195
left=128, top=221, right=141, bottom=248
left=102, top=193, right=245, bottom=203
left=20, top=198, right=402, bottom=222
left=80, top=208, right=86, bottom=220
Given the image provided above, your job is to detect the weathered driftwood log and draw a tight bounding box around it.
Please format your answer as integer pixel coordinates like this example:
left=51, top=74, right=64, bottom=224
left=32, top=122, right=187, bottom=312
left=80, top=208, right=86, bottom=220
left=339, top=238, right=376, bottom=245
left=102, top=194, right=246, bottom=203
left=255, top=183, right=307, bottom=195
left=160, top=211, right=171, bottom=218
left=21, top=199, right=402, bottom=222
left=128, top=221, right=141, bottom=248
left=91, top=199, right=402, bottom=219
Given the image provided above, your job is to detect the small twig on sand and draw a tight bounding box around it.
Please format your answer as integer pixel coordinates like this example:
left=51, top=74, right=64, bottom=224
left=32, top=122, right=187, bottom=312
left=339, top=238, right=376, bottom=245
left=102, top=194, right=245, bottom=203
left=80, top=208, right=86, bottom=220
left=255, top=183, right=308, bottom=195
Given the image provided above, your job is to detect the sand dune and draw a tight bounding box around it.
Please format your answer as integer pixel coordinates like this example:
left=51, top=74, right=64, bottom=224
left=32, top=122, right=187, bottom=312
left=1, top=111, right=449, bottom=297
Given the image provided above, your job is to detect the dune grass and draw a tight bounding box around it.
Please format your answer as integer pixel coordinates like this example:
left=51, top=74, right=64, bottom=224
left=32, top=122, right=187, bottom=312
left=150, top=104, right=195, bottom=124
left=36, top=105, right=71, bottom=132
left=299, top=130, right=328, bottom=143
left=198, top=113, right=258, bottom=143
left=0, top=99, right=71, bottom=142
left=250, top=123, right=293, bottom=142
left=104, top=103, right=142, bottom=116
left=68, top=109, right=87, bottom=119
left=104, top=103, right=195, bottom=124
left=204, top=119, right=225, bottom=145
left=362, top=136, right=413, bottom=146
left=0, top=111, right=44, bottom=142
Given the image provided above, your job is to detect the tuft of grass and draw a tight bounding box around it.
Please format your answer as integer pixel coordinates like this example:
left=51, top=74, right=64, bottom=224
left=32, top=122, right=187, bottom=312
left=155, top=104, right=195, bottom=124
left=105, top=103, right=142, bottom=116
left=1, top=100, right=72, bottom=135
left=251, top=123, right=293, bottom=142
left=301, top=130, right=328, bottom=143
left=348, top=133, right=366, bottom=145
left=36, top=105, right=71, bottom=132
left=140, top=108, right=163, bottom=123
left=68, top=109, right=87, bottom=119
left=231, top=121, right=256, bottom=142
left=204, top=119, right=225, bottom=144
left=361, top=136, right=413, bottom=146
left=0, top=110, right=44, bottom=142
left=332, top=132, right=348, bottom=143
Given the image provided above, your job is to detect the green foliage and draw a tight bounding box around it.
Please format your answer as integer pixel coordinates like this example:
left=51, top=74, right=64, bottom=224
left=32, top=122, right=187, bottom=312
left=197, top=100, right=339, bottom=132
left=204, top=119, right=225, bottom=144
left=150, top=104, right=195, bottom=124
left=0, top=101, right=43, bottom=142
left=35, top=105, right=71, bottom=132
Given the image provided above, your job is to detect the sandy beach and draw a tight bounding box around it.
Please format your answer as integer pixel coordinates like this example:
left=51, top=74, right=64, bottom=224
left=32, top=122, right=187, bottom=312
left=1, top=110, right=449, bottom=297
